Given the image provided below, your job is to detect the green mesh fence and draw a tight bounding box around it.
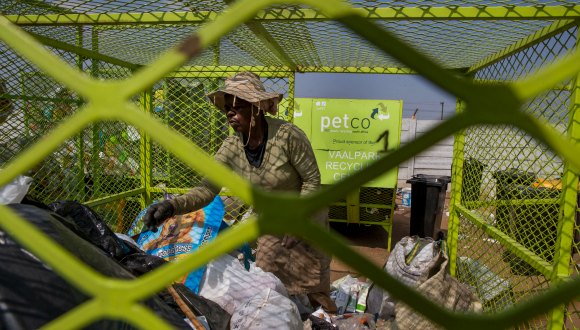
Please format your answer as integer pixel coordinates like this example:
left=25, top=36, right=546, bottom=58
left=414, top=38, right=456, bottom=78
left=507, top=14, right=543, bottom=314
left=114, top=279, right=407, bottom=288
left=1, top=1, right=580, bottom=329
left=453, top=24, right=579, bottom=329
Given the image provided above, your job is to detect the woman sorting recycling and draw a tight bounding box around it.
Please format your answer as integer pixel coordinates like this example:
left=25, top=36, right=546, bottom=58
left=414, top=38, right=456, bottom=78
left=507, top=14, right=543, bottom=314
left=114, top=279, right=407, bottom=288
left=143, top=71, right=336, bottom=313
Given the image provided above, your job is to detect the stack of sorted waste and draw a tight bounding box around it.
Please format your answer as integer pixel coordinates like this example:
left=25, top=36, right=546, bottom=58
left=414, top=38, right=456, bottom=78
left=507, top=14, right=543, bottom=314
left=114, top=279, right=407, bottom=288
left=1, top=189, right=306, bottom=329
left=302, top=236, right=482, bottom=330
left=0, top=201, right=229, bottom=329
left=1, top=180, right=482, bottom=330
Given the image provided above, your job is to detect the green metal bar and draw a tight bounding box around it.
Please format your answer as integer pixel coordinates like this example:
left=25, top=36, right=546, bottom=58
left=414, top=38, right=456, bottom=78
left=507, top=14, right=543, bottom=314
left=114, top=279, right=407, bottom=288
left=456, top=204, right=553, bottom=278
left=85, top=188, right=146, bottom=207
left=0, top=19, right=97, bottom=100
left=447, top=99, right=466, bottom=277
left=463, top=198, right=561, bottom=209
left=149, top=187, right=194, bottom=194
left=7, top=6, right=580, bottom=26
left=287, top=73, right=295, bottom=122
left=90, top=27, right=101, bottom=199
left=511, top=45, right=580, bottom=101
left=76, top=26, right=86, bottom=200
left=27, top=31, right=139, bottom=70
left=328, top=218, right=390, bottom=225
left=224, top=0, right=296, bottom=69
left=2, top=93, right=84, bottom=102
left=297, top=66, right=415, bottom=74
left=139, top=89, right=153, bottom=208
left=245, top=22, right=296, bottom=68
left=548, top=41, right=580, bottom=329
left=168, top=71, right=289, bottom=78
left=468, top=19, right=577, bottom=74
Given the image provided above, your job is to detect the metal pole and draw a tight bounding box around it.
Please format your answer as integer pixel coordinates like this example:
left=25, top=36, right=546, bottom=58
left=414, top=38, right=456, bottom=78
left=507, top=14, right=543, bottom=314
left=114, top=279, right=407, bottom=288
left=440, top=101, right=444, bottom=120
left=447, top=99, right=466, bottom=277
left=547, top=26, right=580, bottom=329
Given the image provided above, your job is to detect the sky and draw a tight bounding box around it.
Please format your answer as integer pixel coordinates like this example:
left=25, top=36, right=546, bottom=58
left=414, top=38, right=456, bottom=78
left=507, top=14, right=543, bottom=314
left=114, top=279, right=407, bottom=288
left=294, top=73, right=458, bottom=120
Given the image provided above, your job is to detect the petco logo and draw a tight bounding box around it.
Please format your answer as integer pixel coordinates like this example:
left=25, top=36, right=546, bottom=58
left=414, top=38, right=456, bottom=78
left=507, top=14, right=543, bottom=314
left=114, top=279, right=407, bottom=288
left=320, top=114, right=371, bottom=131
left=320, top=103, right=389, bottom=131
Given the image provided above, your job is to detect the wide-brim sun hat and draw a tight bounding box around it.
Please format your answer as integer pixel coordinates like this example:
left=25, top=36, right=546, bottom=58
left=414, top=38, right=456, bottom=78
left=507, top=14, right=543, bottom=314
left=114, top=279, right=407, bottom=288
left=207, top=71, right=283, bottom=115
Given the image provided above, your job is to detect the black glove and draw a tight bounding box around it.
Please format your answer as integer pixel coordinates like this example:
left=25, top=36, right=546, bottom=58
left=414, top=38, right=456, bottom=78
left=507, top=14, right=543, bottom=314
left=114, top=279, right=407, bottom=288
left=143, top=200, right=175, bottom=232
left=281, top=235, right=300, bottom=249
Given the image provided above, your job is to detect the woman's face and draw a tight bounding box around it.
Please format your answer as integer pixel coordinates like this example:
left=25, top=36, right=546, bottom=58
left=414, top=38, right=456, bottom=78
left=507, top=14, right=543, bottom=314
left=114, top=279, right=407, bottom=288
left=224, top=94, right=253, bottom=134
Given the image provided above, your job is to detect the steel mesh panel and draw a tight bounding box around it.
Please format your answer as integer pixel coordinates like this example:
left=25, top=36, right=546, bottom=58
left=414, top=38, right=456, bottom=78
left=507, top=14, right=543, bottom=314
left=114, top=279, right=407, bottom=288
left=91, top=198, right=142, bottom=233
left=95, top=25, right=215, bottom=66
left=456, top=215, right=552, bottom=328
left=351, top=0, right=579, bottom=6
left=150, top=75, right=290, bottom=190
left=359, top=187, right=394, bottom=223
left=1, top=2, right=568, bottom=70
left=454, top=25, right=579, bottom=325
left=379, top=20, right=551, bottom=69
left=3, top=1, right=580, bottom=327
left=0, top=43, right=143, bottom=227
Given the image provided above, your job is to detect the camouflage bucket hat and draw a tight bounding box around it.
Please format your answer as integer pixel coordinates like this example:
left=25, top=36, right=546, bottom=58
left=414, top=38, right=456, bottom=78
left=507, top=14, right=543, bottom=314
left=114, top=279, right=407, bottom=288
left=207, top=71, right=283, bottom=115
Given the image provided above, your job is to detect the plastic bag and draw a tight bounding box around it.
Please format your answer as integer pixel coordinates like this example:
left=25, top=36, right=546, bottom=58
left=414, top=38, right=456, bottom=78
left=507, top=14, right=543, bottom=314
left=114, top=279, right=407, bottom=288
left=230, top=288, right=302, bottom=330
left=394, top=251, right=481, bottom=329
left=199, top=254, right=288, bottom=314
left=1, top=204, right=191, bottom=329
left=130, top=196, right=225, bottom=294
left=0, top=175, right=32, bottom=204
left=366, top=236, right=438, bottom=319
left=161, top=283, right=231, bottom=330
left=48, top=200, right=130, bottom=259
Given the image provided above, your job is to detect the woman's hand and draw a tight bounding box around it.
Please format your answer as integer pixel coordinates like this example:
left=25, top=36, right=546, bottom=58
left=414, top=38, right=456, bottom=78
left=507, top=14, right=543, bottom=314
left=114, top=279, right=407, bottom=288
left=143, top=200, right=175, bottom=232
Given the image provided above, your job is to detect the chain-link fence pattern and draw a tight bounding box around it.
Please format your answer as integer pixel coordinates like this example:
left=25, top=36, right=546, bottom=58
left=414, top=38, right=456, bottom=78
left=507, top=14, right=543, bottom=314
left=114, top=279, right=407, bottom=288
left=1, top=0, right=580, bottom=329
left=453, top=24, right=579, bottom=328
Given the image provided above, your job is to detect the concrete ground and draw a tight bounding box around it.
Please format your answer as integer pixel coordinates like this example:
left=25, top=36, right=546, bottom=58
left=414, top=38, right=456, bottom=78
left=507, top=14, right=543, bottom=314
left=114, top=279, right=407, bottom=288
left=329, top=192, right=451, bottom=281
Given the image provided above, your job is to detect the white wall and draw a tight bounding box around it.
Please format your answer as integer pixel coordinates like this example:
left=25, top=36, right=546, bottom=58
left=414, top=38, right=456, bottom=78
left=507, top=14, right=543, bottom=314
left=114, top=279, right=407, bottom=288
left=398, top=119, right=453, bottom=184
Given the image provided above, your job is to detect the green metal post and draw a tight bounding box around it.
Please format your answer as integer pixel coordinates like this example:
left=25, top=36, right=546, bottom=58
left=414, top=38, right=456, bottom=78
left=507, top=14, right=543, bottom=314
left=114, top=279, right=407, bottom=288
left=139, top=89, right=153, bottom=208
left=90, top=27, right=101, bottom=198
left=287, top=73, right=295, bottom=122
left=210, top=43, right=220, bottom=154
left=447, top=99, right=466, bottom=277
left=548, top=31, right=580, bottom=329
left=76, top=26, right=86, bottom=200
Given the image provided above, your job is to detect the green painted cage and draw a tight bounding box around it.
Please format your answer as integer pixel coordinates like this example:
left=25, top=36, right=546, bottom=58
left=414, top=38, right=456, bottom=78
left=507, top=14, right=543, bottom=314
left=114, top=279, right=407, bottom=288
left=0, top=1, right=579, bottom=329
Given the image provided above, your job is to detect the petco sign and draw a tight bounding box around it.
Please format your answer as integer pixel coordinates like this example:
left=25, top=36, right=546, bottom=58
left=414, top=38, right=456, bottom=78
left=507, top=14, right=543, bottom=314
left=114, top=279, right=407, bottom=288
left=293, top=98, right=402, bottom=187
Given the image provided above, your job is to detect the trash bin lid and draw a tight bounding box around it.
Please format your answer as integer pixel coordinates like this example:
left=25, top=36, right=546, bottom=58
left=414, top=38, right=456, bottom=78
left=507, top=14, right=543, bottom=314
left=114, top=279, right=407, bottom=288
left=492, top=169, right=535, bottom=183
left=504, top=184, right=561, bottom=198
left=406, top=174, right=451, bottom=187
left=532, top=178, right=562, bottom=190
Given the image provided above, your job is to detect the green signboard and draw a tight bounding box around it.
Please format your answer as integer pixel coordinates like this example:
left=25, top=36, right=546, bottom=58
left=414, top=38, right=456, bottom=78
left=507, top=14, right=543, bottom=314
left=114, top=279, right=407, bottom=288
left=294, top=98, right=402, bottom=187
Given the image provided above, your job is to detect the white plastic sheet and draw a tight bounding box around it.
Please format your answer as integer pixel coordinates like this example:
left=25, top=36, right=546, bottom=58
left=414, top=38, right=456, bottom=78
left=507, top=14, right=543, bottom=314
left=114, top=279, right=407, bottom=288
left=199, top=254, right=288, bottom=314
left=230, top=288, right=301, bottom=330
left=0, top=175, right=32, bottom=204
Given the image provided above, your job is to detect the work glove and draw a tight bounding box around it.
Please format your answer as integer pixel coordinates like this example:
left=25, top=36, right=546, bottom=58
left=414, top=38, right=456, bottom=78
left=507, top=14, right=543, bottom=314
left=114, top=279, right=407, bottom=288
left=281, top=234, right=300, bottom=249
left=143, top=200, right=175, bottom=232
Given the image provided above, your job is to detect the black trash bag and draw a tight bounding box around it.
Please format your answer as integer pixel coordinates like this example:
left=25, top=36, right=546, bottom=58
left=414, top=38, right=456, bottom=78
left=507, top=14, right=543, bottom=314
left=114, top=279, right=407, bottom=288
left=119, top=253, right=167, bottom=277
left=160, top=283, right=231, bottom=330
left=48, top=200, right=130, bottom=259
left=1, top=204, right=191, bottom=330
left=20, top=194, right=51, bottom=210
